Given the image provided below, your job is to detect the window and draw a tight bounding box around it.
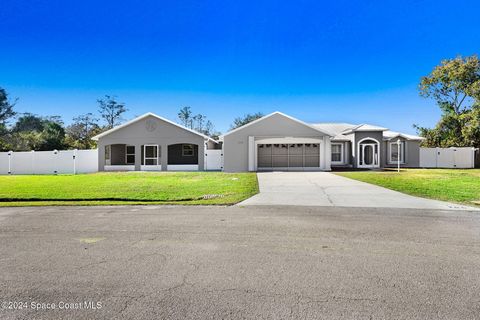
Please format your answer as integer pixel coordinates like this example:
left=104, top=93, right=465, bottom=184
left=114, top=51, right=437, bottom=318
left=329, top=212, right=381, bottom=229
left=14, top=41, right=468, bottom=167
left=105, top=145, right=111, bottom=165
left=389, top=141, right=405, bottom=163
left=182, top=144, right=194, bottom=156
left=331, top=143, right=343, bottom=163
left=126, top=145, right=135, bottom=164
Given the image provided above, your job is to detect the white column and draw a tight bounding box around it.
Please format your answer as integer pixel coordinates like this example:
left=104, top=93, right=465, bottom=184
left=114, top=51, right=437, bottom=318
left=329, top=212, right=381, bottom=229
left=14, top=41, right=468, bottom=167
left=323, top=136, right=332, bottom=171
left=248, top=136, right=255, bottom=171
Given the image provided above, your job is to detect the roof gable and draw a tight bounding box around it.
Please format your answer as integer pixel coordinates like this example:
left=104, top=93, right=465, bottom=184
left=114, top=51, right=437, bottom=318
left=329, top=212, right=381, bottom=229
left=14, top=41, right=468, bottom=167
left=222, top=111, right=334, bottom=137
left=92, top=112, right=216, bottom=142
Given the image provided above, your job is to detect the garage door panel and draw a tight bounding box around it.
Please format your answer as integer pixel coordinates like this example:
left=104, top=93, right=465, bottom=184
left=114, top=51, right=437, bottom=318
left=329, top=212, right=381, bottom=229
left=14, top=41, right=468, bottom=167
left=257, top=143, right=321, bottom=169
left=305, top=155, right=320, bottom=167
left=289, top=155, right=303, bottom=167
left=272, top=155, right=288, bottom=167
left=258, top=156, right=272, bottom=167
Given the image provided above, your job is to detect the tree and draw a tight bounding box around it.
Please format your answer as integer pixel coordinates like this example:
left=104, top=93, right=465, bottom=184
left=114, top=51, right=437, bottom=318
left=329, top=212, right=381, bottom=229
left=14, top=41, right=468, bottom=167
left=39, top=121, right=66, bottom=150
left=12, top=113, right=45, bottom=132
left=419, top=55, right=480, bottom=115
left=0, top=87, right=16, bottom=124
left=66, top=113, right=100, bottom=149
left=178, top=106, right=193, bottom=128
left=230, top=112, right=264, bottom=130
left=416, top=55, right=480, bottom=148
left=97, top=95, right=127, bottom=129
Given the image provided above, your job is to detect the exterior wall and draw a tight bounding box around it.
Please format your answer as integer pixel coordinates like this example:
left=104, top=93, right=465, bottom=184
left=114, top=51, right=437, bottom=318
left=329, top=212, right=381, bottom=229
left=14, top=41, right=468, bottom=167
left=97, top=115, right=206, bottom=171
left=353, top=131, right=384, bottom=168
left=382, top=139, right=420, bottom=168
left=223, top=113, right=330, bottom=172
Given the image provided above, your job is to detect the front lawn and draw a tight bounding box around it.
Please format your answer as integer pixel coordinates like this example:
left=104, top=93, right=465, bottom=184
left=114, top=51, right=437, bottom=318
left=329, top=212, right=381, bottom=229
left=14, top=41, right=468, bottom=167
left=0, top=172, right=259, bottom=206
left=335, top=169, right=480, bottom=205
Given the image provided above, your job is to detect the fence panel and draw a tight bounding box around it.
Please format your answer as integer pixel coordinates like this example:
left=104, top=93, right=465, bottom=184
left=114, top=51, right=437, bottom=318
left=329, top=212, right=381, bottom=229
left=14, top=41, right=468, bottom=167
left=205, top=149, right=223, bottom=170
left=419, top=148, right=437, bottom=167
left=420, top=147, right=476, bottom=168
left=0, top=149, right=98, bottom=175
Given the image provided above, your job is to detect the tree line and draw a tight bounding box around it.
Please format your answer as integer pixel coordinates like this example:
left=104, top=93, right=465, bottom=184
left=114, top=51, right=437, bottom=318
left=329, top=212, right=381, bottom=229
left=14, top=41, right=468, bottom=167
left=0, top=89, right=264, bottom=152
left=2, top=55, right=477, bottom=152
left=0, top=93, right=128, bottom=151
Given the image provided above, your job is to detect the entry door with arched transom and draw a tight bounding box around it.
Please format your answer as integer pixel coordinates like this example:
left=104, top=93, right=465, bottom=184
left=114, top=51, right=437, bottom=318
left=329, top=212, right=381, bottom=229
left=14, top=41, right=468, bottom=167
left=358, top=139, right=380, bottom=168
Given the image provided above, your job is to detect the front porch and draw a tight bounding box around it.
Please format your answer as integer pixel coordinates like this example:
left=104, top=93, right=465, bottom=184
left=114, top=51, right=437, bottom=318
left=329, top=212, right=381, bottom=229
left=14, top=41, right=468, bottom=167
left=103, top=143, right=200, bottom=171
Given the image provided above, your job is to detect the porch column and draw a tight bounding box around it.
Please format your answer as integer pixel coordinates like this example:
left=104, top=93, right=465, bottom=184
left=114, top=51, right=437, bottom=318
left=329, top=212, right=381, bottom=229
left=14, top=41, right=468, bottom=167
left=98, top=142, right=105, bottom=171
left=161, top=143, right=168, bottom=171
left=134, top=144, right=142, bottom=171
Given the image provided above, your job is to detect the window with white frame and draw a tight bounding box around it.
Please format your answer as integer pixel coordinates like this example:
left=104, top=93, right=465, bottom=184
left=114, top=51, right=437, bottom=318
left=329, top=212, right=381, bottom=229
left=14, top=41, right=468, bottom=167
left=389, top=141, right=406, bottom=163
left=331, top=143, right=343, bottom=163
left=182, top=144, right=194, bottom=156
left=125, top=145, right=135, bottom=164
left=105, top=145, right=111, bottom=165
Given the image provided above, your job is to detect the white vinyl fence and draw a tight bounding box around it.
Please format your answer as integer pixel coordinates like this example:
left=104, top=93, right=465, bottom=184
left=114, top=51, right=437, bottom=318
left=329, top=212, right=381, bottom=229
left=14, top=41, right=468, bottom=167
left=0, top=149, right=98, bottom=175
left=420, top=147, right=477, bottom=168
left=204, top=149, right=223, bottom=170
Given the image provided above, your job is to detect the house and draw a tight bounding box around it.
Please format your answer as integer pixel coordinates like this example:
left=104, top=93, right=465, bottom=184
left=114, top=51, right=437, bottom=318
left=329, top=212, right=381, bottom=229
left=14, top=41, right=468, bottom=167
left=92, top=113, right=218, bottom=172
left=221, top=112, right=424, bottom=172
left=92, top=111, right=423, bottom=172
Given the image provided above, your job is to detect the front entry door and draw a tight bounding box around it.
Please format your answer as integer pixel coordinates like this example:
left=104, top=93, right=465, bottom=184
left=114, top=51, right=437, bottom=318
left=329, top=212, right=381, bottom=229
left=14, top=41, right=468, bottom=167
left=359, top=143, right=379, bottom=168
left=143, top=145, right=159, bottom=166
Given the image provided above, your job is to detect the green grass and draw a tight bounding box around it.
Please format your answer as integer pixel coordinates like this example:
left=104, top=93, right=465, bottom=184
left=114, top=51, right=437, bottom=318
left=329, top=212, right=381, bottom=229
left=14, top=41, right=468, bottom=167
left=335, top=169, right=480, bottom=205
left=0, top=172, right=259, bottom=206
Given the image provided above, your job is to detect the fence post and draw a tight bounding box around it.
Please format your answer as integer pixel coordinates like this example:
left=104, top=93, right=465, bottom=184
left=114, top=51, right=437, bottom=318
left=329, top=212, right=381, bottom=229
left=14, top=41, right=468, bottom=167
left=31, top=150, right=35, bottom=174
left=53, top=150, right=58, bottom=175
left=7, top=150, right=12, bottom=174
left=73, top=149, right=77, bottom=175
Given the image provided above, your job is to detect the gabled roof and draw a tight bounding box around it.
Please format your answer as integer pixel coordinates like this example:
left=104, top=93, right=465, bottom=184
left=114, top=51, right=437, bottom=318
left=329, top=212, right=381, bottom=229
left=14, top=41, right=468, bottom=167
left=383, top=131, right=425, bottom=141
left=221, top=111, right=335, bottom=138
left=311, top=123, right=356, bottom=141
left=341, top=124, right=388, bottom=134
left=92, top=112, right=217, bottom=142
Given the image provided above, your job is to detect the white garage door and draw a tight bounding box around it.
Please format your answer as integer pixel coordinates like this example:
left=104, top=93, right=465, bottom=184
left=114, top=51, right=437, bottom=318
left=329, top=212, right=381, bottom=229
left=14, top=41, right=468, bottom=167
left=257, top=144, right=320, bottom=170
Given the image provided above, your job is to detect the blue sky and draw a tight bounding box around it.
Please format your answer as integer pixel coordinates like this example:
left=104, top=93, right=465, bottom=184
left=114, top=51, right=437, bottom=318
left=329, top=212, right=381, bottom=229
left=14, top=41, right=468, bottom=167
left=1, top=0, right=479, bottom=134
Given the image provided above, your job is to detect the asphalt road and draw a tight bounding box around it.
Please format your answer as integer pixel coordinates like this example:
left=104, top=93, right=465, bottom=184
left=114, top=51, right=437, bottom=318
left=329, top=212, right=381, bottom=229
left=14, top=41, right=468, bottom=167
left=0, top=205, right=479, bottom=319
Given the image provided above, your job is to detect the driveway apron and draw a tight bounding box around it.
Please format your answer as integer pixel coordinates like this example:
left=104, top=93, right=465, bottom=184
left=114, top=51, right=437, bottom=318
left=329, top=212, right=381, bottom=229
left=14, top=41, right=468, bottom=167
left=239, top=172, right=475, bottom=210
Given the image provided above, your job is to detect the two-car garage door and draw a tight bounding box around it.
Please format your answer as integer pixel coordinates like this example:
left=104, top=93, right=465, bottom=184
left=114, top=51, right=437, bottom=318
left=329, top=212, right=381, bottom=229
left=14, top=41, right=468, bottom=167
left=257, top=143, right=320, bottom=169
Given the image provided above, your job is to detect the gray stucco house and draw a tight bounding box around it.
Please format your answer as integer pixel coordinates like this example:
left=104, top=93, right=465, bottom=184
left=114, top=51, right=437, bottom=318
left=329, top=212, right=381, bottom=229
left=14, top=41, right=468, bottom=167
left=221, top=112, right=424, bottom=172
left=92, top=113, right=218, bottom=172
left=92, top=111, right=423, bottom=172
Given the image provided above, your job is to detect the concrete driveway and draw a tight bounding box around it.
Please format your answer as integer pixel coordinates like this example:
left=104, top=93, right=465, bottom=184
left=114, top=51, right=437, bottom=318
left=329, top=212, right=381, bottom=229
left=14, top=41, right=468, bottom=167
left=1, top=205, right=480, bottom=319
left=239, top=172, right=475, bottom=210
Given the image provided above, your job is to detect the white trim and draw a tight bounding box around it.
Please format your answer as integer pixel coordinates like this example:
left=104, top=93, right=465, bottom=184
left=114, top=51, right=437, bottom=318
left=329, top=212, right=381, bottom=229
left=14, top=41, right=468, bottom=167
left=105, top=145, right=111, bottom=166
left=357, top=137, right=380, bottom=168
left=125, top=145, right=135, bottom=165
left=92, top=112, right=217, bottom=142
left=105, top=165, right=135, bottom=171
left=167, top=165, right=199, bottom=171
left=143, top=144, right=159, bottom=166
left=221, top=111, right=335, bottom=138
left=388, top=140, right=406, bottom=164
left=331, top=142, right=344, bottom=164
left=248, top=136, right=255, bottom=171
left=255, top=137, right=324, bottom=144
left=141, top=165, right=162, bottom=171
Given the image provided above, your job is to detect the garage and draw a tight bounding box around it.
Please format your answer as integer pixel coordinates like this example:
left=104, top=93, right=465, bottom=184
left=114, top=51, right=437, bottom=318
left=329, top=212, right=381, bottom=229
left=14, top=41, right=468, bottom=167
left=257, top=143, right=320, bottom=170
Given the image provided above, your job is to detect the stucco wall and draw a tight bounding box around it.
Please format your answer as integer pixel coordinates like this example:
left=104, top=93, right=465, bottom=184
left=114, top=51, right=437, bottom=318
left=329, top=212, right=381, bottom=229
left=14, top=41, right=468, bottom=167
left=353, top=131, right=384, bottom=168
left=223, top=113, right=330, bottom=172
left=382, top=139, right=420, bottom=168
left=97, top=115, right=206, bottom=171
